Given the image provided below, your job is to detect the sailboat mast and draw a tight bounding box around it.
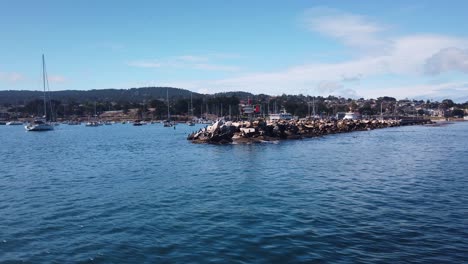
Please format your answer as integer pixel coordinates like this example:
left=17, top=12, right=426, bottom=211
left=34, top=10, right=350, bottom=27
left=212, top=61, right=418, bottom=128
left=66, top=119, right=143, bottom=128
left=167, top=88, right=170, bottom=120
left=42, top=54, right=47, bottom=118
left=190, top=92, right=193, bottom=116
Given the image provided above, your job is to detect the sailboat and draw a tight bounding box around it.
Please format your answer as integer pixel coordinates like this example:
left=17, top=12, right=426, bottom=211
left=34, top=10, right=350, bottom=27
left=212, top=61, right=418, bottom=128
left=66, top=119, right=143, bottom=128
left=163, top=88, right=173, bottom=127
left=25, top=55, right=54, bottom=131
left=86, top=102, right=102, bottom=127
left=187, top=92, right=195, bottom=126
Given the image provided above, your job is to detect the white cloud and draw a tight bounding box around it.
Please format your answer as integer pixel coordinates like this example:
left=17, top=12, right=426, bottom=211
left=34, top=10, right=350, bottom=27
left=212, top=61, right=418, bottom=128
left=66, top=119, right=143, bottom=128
left=176, top=55, right=209, bottom=62
left=159, top=32, right=468, bottom=99
left=127, top=60, right=162, bottom=68
left=365, top=81, right=468, bottom=101
left=304, top=7, right=390, bottom=52
left=127, top=10, right=468, bottom=100
left=128, top=55, right=241, bottom=72
left=49, top=75, right=67, bottom=83
left=383, top=35, right=468, bottom=75
left=425, top=47, right=468, bottom=75
left=0, top=72, right=24, bottom=82
left=193, top=63, right=240, bottom=72
left=341, top=74, right=362, bottom=83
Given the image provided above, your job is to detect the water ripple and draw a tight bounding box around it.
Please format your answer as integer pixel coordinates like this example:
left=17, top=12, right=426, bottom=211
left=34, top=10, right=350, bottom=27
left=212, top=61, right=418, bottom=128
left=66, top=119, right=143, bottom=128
left=0, top=123, right=467, bottom=263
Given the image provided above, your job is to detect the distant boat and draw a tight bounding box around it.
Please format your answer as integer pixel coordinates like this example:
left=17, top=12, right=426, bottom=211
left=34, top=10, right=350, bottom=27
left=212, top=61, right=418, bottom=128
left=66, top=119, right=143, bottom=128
left=163, top=120, right=173, bottom=127
left=25, top=55, right=54, bottom=132
left=133, top=120, right=144, bottom=126
left=343, top=112, right=361, bottom=120
left=86, top=102, right=101, bottom=127
left=269, top=107, right=293, bottom=122
left=85, top=121, right=101, bottom=127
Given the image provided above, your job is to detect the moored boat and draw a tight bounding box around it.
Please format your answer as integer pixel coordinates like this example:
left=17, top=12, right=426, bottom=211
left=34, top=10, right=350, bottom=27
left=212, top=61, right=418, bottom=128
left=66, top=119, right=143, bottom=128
left=269, top=108, right=293, bottom=122
left=343, top=112, right=361, bottom=120
left=163, top=120, right=173, bottom=127
left=25, top=119, right=54, bottom=131
left=25, top=55, right=54, bottom=132
left=133, top=120, right=144, bottom=126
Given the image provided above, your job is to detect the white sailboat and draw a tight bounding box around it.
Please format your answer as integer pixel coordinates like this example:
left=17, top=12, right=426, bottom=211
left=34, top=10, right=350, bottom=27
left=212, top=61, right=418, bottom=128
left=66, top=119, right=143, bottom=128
left=163, top=88, right=173, bottom=127
left=25, top=55, right=54, bottom=131
left=86, top=102, right=102, bottom=127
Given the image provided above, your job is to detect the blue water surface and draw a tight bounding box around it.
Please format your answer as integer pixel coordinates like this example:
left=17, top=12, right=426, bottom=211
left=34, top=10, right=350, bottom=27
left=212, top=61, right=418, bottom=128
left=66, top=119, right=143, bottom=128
left=0, top=122, right=467, bottom=263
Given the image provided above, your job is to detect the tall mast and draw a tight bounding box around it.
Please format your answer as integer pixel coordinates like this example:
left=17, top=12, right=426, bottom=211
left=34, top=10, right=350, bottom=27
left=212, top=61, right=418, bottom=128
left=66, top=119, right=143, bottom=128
left=167, top=88, right=170, bottom=120
left=190, top=92, right=193, bottom=116
left=313, top=97, right=316, bottom=116
left=42, top=54, right=47, bottom=118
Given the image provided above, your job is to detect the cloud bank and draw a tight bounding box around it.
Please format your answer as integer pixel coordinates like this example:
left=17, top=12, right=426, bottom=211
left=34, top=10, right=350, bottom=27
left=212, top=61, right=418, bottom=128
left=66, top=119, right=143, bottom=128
left=165, top=8, right=468, bottom=100
left=425, top=47, right=468, bottom=75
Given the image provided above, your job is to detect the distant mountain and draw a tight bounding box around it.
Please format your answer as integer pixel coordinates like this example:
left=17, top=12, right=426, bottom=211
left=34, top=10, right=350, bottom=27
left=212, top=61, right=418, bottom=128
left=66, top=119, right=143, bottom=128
left=0, top=87, right=202, bottom=105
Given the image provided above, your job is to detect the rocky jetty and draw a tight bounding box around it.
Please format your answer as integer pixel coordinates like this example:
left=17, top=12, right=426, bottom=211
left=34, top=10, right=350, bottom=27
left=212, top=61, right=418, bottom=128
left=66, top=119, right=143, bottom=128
left=187, top=118, right=432, bottom=144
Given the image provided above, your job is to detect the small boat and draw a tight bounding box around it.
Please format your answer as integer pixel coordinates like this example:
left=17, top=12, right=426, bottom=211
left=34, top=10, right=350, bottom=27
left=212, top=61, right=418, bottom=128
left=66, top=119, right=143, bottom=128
left=269, top=108, right=293, bottom=122
left=187, top=121, right=195, bottom=126
left=163, top=120, right=173, bottom=127
left=25, top=55, right=54, bottom=132
left=343, top=112, right=361, bottom=120
left=133, top=120, right=143, bottom=126
left=85, top=121, right=101, bottom=127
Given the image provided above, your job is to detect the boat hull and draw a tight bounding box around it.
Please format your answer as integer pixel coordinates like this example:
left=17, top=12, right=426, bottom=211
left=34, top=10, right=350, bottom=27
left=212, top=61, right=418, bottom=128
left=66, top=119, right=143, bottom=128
left=25, top=124, right=54, bottom=131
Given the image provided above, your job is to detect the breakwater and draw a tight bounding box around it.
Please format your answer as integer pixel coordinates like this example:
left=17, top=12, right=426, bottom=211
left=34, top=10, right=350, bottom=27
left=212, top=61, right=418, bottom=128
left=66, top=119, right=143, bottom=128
left=187, top=118, right=432, bottom=144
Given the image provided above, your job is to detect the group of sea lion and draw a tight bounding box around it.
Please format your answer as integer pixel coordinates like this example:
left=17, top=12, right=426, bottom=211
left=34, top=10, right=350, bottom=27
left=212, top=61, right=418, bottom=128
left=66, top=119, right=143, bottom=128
left=187, top=118, right=422, bottom=144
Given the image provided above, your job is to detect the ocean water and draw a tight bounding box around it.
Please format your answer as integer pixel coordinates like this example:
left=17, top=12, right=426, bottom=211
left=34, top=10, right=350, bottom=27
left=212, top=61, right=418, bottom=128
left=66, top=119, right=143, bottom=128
left=0, top=122, right=467, bottom=263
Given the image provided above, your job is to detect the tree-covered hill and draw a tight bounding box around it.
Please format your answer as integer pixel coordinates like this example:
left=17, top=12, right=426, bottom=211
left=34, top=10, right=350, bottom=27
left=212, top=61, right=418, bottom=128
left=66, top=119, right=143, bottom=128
left=0, top=87, right=203, bottom=105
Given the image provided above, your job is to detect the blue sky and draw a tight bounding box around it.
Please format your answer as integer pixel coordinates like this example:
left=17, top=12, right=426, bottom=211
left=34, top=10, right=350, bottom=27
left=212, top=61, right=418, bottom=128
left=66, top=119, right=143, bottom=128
left=1, top=0, right=468, bottom=101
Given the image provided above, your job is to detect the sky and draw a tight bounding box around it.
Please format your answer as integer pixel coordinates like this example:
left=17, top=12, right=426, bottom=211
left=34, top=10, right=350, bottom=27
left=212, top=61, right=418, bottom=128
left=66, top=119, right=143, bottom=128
left=1, top=0, right=468, bottom=101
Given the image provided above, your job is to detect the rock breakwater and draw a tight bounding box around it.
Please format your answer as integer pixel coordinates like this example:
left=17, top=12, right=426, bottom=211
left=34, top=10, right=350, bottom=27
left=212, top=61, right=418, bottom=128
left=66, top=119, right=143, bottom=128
left=187, top=118, right=432, bottom=144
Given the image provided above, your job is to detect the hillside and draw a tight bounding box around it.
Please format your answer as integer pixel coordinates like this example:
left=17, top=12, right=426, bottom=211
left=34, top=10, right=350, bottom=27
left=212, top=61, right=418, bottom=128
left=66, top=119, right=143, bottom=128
left=0, top=87, right=258, bottom=105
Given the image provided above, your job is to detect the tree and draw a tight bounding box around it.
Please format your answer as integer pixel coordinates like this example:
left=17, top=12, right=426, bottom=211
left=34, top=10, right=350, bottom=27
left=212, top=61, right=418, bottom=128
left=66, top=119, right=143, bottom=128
left=441, top=99, right=454, bottom=108
left=451, top=109, right=464, bottom=117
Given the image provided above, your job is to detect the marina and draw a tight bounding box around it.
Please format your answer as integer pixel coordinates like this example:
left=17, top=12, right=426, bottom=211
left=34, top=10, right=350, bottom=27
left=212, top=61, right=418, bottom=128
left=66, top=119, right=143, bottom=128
left=1, top=1, right=468, bottom=263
